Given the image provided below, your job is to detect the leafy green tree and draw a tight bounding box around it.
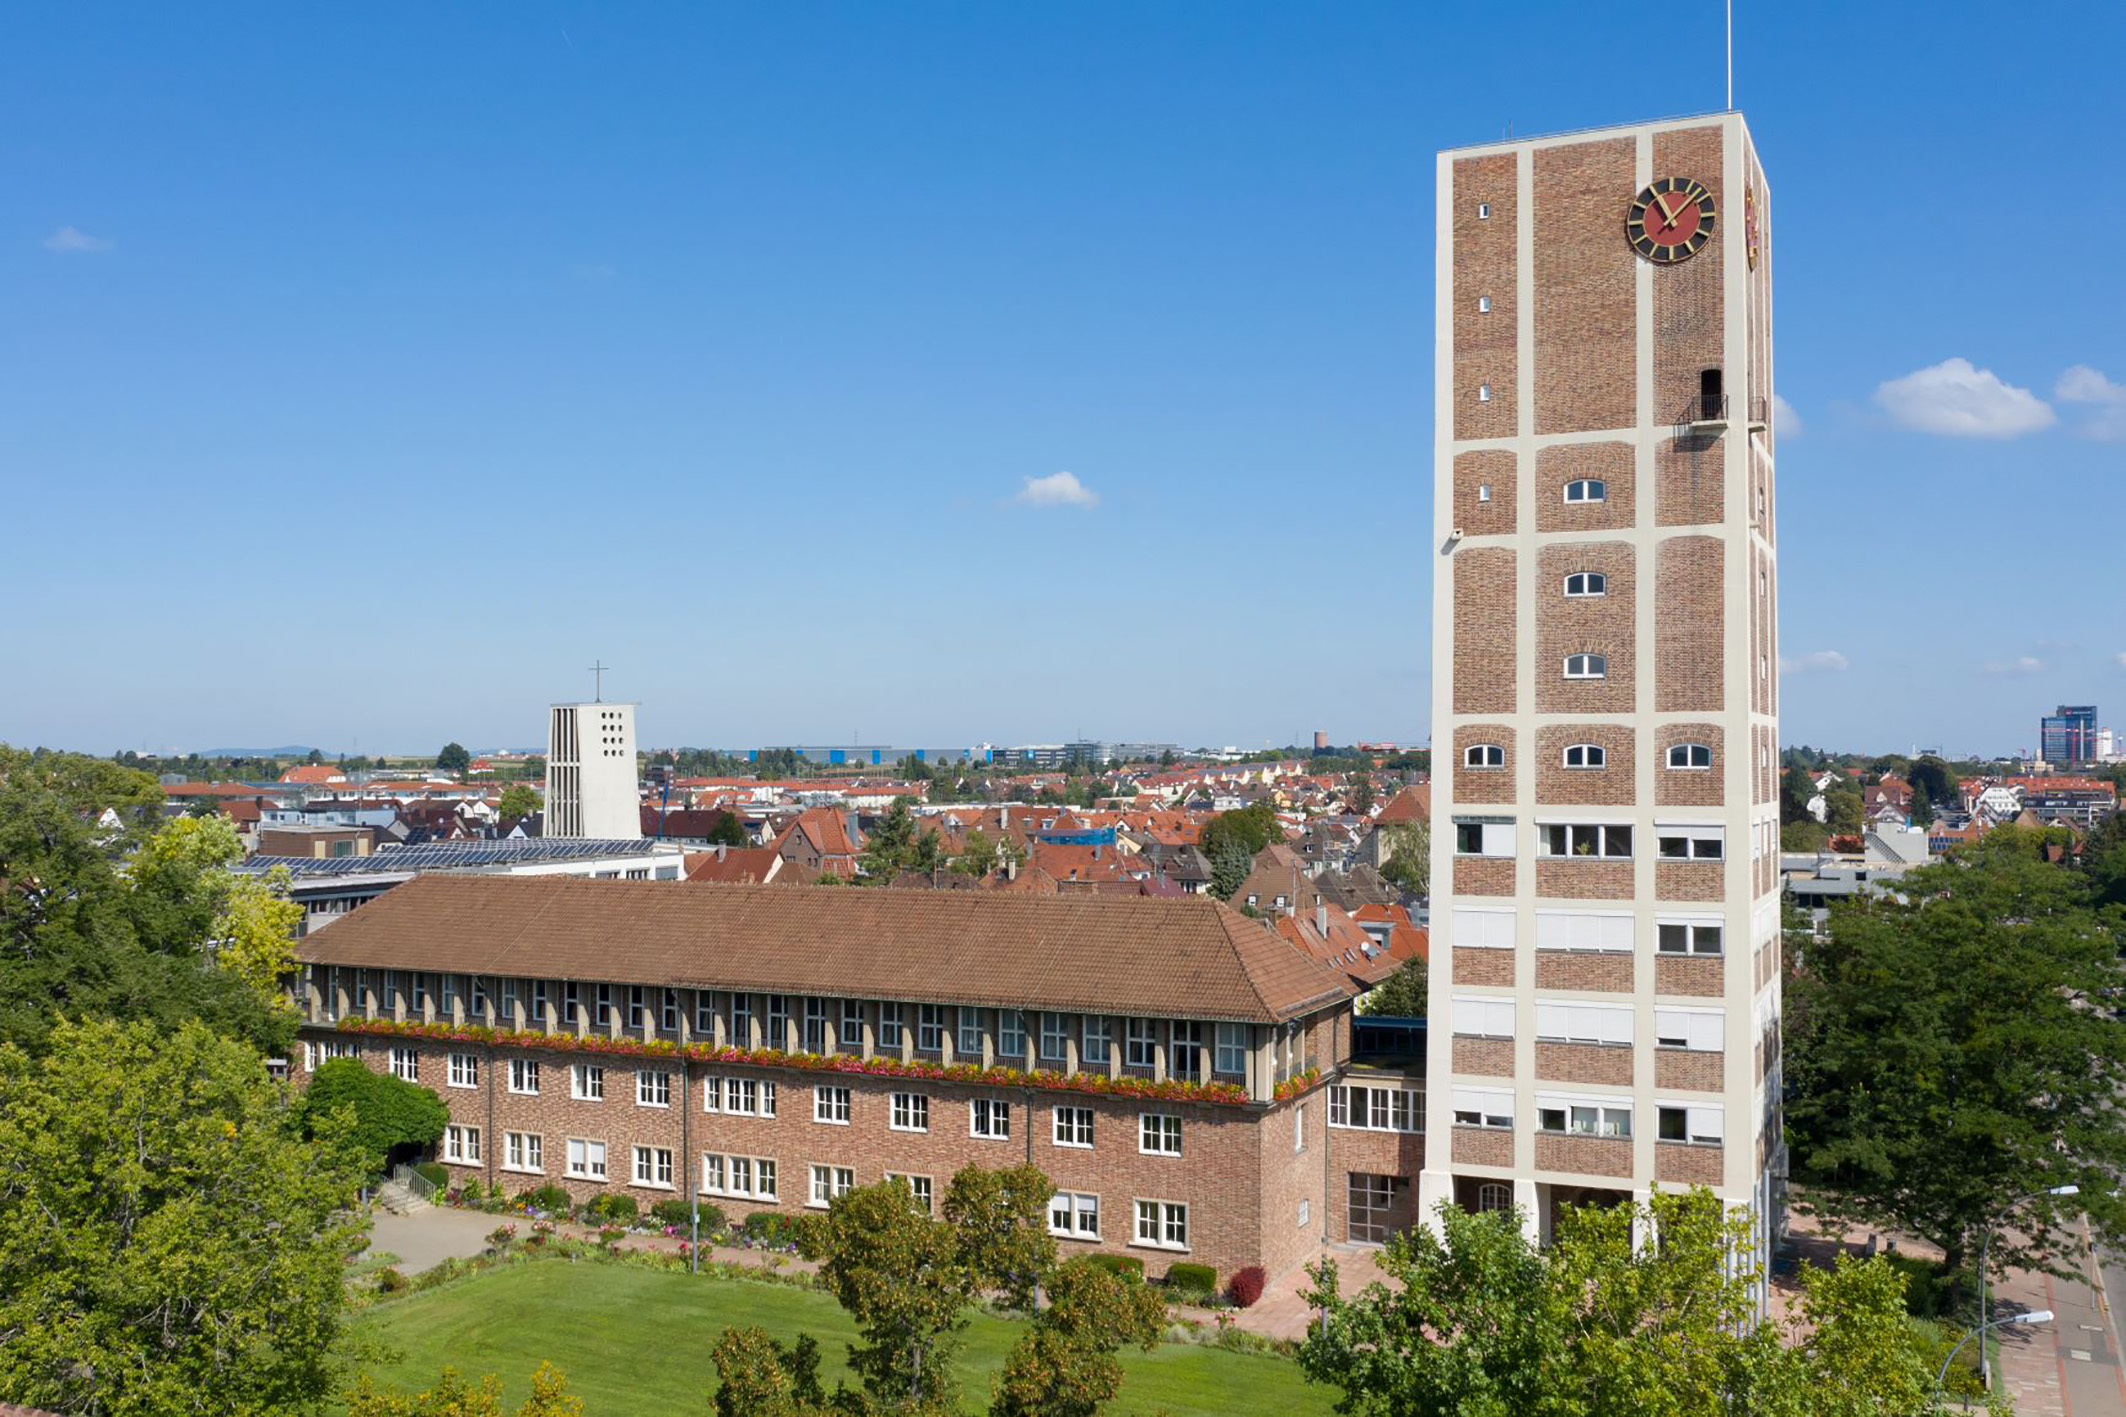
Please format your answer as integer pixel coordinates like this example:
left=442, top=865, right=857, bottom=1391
left=0, top=1018, right=368, bottom=1415
left=1358, top=958, right=1427, bottom=1017
left=435, top=742, right=472, bottom=776
left=1346, top=776, right=1377, bottom=815
left=1909, top=788, right=1935, bottom=827
left=1825, top=784, right=1864, bottom=835
left=709, top=1328, right=827, bottom=1417
left=133, top=814, right=304, bottom=1021
left=1907, top=755, right=1957, bottom=813
left=951, top=828, right=999, bottom=878
left=1780, top=764, right=1817, bottom=825
left=296, top=1057, right=450, bottom=1175
left=817, top=1179, right=977, bottom=1408
left=1197, top=802, right=1281, bottom=861
left=0, top=747, right=287, bottom=1055
left=858, top=798, right=919, bottom=880
left=1209, top=841, right=1254, bottom=902
left=942, top=1164, right=1056, bottom=1313
left=706, top=811, right=748, bottom=847
left=346, top=1362, right=583, bottom=1416
left=1787, top=827, right=2126, bottom=1275
left=1374, top=821, right=1429, bottom=897
left=497, top=784, right=542, bottom=823
left=990, top=1257, right=1166, bottom=1417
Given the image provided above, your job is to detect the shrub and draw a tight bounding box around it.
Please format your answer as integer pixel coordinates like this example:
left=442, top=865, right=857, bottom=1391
left=1085, top=1253, right=1145, bottom=1282
left=458, top=1178, right=484, bottom=1204
left=1165, top=1261, right=1217, bottom=1294
left=413, top=1162, right=448, bottom=1189
left=373, top=1267, right=408, bottom=1294
left=741, top=1210, right=800, bottom=1245
left=1882, top=1252, right=1954, bottom=1319
left=522, top=1183, right=573, bottom=1214
left=1229, top=1264, right=1268, bottom=1309
left=597, top=1224, right=627, bottom=1247
left=650, top=1197, right=695, bottom=1228
left=583, top=1192, right=639, bottom=1225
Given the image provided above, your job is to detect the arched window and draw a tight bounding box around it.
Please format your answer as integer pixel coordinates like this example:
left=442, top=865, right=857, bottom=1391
left=1463, top=743, right=1505, bottom=769
left=1563, top=653, right=1607, bottom=680
left=1563, top=743, right=1607, bottom=769
left=1476, top=1182, right=1513, bottom=1214
left=1564, top=479, right=1607, bottom=504
left=1564, top=571, right=1607, bottom=597
left=1667, top=742, right=1714, bottom=770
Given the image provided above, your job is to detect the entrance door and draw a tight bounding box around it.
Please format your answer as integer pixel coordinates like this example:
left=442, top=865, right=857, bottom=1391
left=1348, top=1172, right=1394, bottom=1243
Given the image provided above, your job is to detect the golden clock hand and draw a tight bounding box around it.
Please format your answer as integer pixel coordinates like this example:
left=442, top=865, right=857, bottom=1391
left=1653, top=190, right=1683, bottom=225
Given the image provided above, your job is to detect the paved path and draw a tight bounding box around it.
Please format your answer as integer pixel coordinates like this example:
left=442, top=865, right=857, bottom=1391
left=368, top=1206, right=507, bottom=1273
left=1988, top=1220, right=2126, bottom=1417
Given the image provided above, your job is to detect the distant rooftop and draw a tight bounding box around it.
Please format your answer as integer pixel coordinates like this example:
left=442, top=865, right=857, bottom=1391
left=238, top=838, right=680, bottom=878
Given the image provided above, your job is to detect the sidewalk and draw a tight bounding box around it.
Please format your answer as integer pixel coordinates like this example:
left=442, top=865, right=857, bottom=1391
left=1987, top=1219, right=2126, bottom=1417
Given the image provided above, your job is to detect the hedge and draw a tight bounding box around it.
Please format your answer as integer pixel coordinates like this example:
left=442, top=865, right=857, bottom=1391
left=1165, top=1261, right=1218, bottom=1293
left=1085, top=1253, right=1145, bottom=1282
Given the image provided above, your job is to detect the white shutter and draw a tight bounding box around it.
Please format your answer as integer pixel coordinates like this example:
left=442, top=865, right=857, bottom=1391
left=1687, top=1105, right=1725, bottom=1142
left=1481, top=822, right=1516, bottom=856
left=1688, top=1013, right=1724, bottom=1052
left=1535, top=1003, right=1568, bottom=1040
left=1597, top=1007, right=1634, bottom=1045
left=1453, top=908, right=1514, bottom=949
left=1597, top=915, right=1634, bottom=952
left=1535, top=913, right=1571, bottom=950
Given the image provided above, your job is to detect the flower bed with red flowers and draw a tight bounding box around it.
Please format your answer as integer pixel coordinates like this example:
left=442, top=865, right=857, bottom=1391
left=334, top=1015, right=1255, bottom=1107
left=1271, top=1067, right=1321, bottom=1102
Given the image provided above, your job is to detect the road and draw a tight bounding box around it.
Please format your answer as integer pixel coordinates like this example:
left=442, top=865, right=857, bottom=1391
left=1989, top=1223, right=2126, bottom=1416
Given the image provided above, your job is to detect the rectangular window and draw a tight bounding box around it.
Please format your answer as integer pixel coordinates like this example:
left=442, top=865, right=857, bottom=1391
left=1451, top=1086, right=1513, bottom=1129
left=594, top=983, right=613, bottom=1029
left=704, top=1075, right=773, bottom=1117
left=1294, top=1102, right=1305, bottom=1152
left=1049, top=1191, right=1100, bottom=1239
left=1214, top=1023, right=1248, bottom=1075
left=1656, top=824, right=1726, bottom=861
left=448, top=1053, right=479, bottom=1089
left=1134, top=1199, right=1188, bottom=1250
left=1537, top=1098, right=1633, bottom=1139
left=879, top=1002, right=905, bottom=1049
left=1533, top=1002, right=1634, bottom=1046
left=531, top=979, right=549, bottom=1023
left=814, top=1085, right=851, bottom=1125
left=1082, top=1015, right=1112, bottom=1066
left=571, top=1063, right=604, bottom=1101
left=1036, top=1012, right=1068, bottom=1063
left=891, top=1092, right=929, bottom=1132
left=958, top=1006, right=985, bottom=1057
left=1328, top=1084, right=1420, bottom=1133
left=766, top=995, right=789, bottom=1048
left=1053, top=1105, right=1094, bottom=1149
left=804, top=997, right=828, bottom=1054
left=632, top=1145, right=674, bottom=1188
left=809, top=1164, right=854, bottom=1208
left=637, top=1070, right=671, bottom=1108
left=1451, top=907, right=1516, bottom=949
left=917, top=1005, right=944, bottom=1052
left=1657, top=1104, right=1724, bottom=1145
left=389, top=1047, right=418, bottom=1083
left=1139, top=1113, right=1182, bottom=1157
left=566, top=1137, right=608, bottom=1179
left=971, top=1097, right=1011, bottom=1140
left=756, top=1158, right=777, bottom=1199
left=1170, top=1021, right=1204, bottom=1077
left=1453, top=818, right=1516, bottom=857
left=560, top=979, right=578, bottom=1023
left=509, top=1058, right=540, bottom=1095
left=699, top=1153, right=778, bottom=1199
left=414, top=973, right=433, bottom=1014
left=628, top=985, right=646, bottom=1029
left=661, top=988, right=680, bottom=1033
left=701, top=1152, right=724, bottom=1194
left=696, top=990, right=717, bottom=1035
left=1539, top=822, right=1633, bottom=858
left=1125, top=1018, right=1158, bottom=1069
left=998, top=1008, right=1027, bottom=1062
left=1654, top=1008, right=1725, bottom=1052
left=443, top=1124, right=481, bottom=1164
left=841, top=998, right=863, bottom=1048
left=1534, top=911, right=1635, bottom=953
left=1450, top=995, right=1515, bottom=1039
left=732, top=994, right=754, bottom=1046
left=1657, top=920, right=1725, bottom=955
left=885, top=1173, right=933, bottom=1213
left=504, top=1131, right=542, bottom=1173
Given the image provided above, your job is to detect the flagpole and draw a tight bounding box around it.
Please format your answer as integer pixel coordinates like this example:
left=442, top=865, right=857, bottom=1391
left=1727, top=0, right=1734, bottom=108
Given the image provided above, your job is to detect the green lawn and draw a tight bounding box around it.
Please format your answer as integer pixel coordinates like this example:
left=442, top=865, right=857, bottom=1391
left=350, top=1259, right=1338, bottom=1417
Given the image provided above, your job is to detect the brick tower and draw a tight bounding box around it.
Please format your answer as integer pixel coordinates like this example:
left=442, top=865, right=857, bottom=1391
left=1420, top=111, right=1782, bottom=1279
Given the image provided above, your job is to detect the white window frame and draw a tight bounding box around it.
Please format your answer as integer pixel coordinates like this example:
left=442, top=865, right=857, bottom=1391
left=808, top=1164, right=855, bottom=1209
left=841, top=997, right=863, bottom=1048
left=1657, top=917, right=1726, bottom=955
left=814, top=1084, right=851, bottom=1125
left=1450, top=907, right=1516, bottom=949
left=1657, top=1103, right=1725, bottom=1145
left=998, top=1008, right=1027, bottom=1062
left=1533, top=910, right=1634, bottom=953
left=571, top=1063, right=604, bottom=1101
left=1082, top=1015, right=1113, bottom=1065
left=1039, top=1012, right=1069, bottom=1064
left=1170, top=1020, right=1204, bottom=1077
left=1667, top=742, right=1714, bottom=770
left=389, top=1047, right=418, bottom=1083
left=1453, top=818, right=1516, bottom=858
left=637, top=1069, right=671, bottom=1108
left=1564, top=570, right=1607, bottom=597
left=1463, top=743, right=1505, bottom=769
left=731, top=994, right=754, bottom=1045
left=1451, top=1086, right=1513, bottom=1129
left=503, top=1130, right=542, bottom=1174
left=1133, top=1199, right=1189, bottom=1251
left=1563, top=478, right=1607, bottom=504
left=1657, top=823, right=1726, bottom=861
left=803, top=997, right=828, bottom=1054
left=917, top=1004, right=944, bottom=1052
left=1450, top=995, right=1515, bottom=1039
left=1654, top=1007, right=1725, bottom=1052
left=1125, top=1018, right=1158, bottom=1069
left=1534, top=1001, right=1634, bottom=1046
left=1214, top=1022, right=1248, bottom=1074
left=566, top=1137, right=608, bottom=1180
left=890, top=1091, right=929, bottom=1133
left=509, top=1057, right=540, bottom=1095
left=632, top=1144, right=675, bottom=1189
left=884, top=1172, right=934, bottom=1213
left=765, top=994, right=788, bottom=1047
left=447, top=1052, right=478, bottom=1089
left=1562, top=743, right=1607, bottom=769
left=1562, top=653, right=1608, bottom=680
left=443, top=1124, right=481, bottom=1164
left=958, top=1006, right=985, bottom=1057
left=1537, top=1095, right=1634, bottom=1139
left=1329, top=1083, right=1420, bottom=1133
left=970, top=1097, right=1011, bottom=1140
left=878, top=1002, right=905, bottom=1049
left=1049, top=1190, right=1101, bottom=1240
left=1053, top=1104, right=1094, bottom=1149
left=1138, top=1112, right=1183, bottom=1157
left=1538, top=822, right=1633, bottom=858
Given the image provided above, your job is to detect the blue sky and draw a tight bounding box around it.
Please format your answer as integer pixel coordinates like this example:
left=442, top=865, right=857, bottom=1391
left=5, top=3, right=2121, bottom=758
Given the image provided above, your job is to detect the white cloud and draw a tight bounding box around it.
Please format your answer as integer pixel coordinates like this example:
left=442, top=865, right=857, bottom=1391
left=1015, top=471, right=1098, bottom=509
left=2056, top=365, right=2126, bottom=441
left=43, top=225, right=112, bottom=253
left=1779, top=650, right=1848, bottom=674
left=1874, top=358, right=2054, bottom=438
left=1771, top=394, right=1802, bottom=438
left=1981, top=655, right=2046, bottom=678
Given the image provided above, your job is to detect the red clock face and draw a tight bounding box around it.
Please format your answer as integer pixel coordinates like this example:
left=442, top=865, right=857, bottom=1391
left=1626, top=178, right=1716, bottom=263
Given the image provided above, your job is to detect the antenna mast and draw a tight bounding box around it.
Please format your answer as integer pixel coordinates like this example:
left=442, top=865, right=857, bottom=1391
left=1726, top=0, right=1734, bottom=108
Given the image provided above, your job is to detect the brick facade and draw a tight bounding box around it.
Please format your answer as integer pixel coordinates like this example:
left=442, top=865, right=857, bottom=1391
left=1654, top=535, right=1724, bottom=712
left=1453, top=154, right=1519, bottom=441
left=1534, top=951, right=1633, bottom=993
left=1534, top=1041, right=1633, bottom=1086
left=1655, top=860, right=1724, bottom=902
left=1453, top=724, right=1515, bottom=803
left=1452, top=1126, right=1513, bottom=1168
left=1452, top=547, right=1517, bottom=715
left=1534, top=1132, right=1631, bottom=1179
left=1654, top=955, right=1724, bottom=999
left=1455, top=856, right=1517, bottom=897
left=1535, top=442, right=1634, bottom=532
left=1532, top=138, right=1636, bottom=434
left=1451, top=1036, right=1514, bottom=1078
left=1535, top=723, right=1635, bottom=806
left=1654, top=1142, right=1725, bottom=1186
left=1654, top=1048, right=1724, bottom=1093
left=1650, top=125, right=1726, bottom=423
left=1653, top=723, right=1725, bottom=807
left=1453, top=947, right=1516, bottom=987
left=1454, top=449, right=1516, bottom=538
left=1534, top=859, right=1633, bottom=900
left=1535, top=540, right=1636, bottom=715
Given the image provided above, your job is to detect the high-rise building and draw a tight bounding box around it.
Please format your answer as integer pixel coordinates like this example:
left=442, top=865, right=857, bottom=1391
left=2040, top=705, right=2098, bottom=769
left=546, top=700, right=642, bottom=839
left=1423, top=112, right=1782, bottom=1281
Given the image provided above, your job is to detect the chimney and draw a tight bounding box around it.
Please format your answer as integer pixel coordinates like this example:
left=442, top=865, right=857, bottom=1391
left=1315, top=903, right=1329, bottom=936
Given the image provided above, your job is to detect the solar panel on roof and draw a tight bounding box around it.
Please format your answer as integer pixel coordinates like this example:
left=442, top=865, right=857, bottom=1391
left=236, top=839, right=676, bottom=876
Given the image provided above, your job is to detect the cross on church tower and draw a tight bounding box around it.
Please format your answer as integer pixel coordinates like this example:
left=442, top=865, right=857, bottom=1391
left=588, top=660, right=608, bottom=702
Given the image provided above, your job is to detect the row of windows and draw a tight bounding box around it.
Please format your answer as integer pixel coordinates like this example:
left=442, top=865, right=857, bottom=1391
left=1468, top=742, right=1711, bottom=770
left=1451, top=999, right=1725, bottom=1051
left=1449, top=1091, right=1725, bottom=1146
left=1327, top=1083, right=1420, bottom=1133
left=1449, top=907, right=1730, bottom=957
left=1452, top=820, right=1729, bottom=862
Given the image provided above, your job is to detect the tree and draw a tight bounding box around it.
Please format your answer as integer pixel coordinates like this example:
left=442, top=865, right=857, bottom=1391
left=1374, top=821, right=1429, bottom=897
left=1208, top=841, right=1254, bottom=902
left=708, top=1327, right=827, bottom=1417
left=816, top=1179, right=977, bottom=1408
left=1347, top=776, right=1377, bottom=816
left=1197, top=802, right=1281, bottom=861
left=1824, top=784, right=1864, bottom=836
left=858, top=798, right=919, bottom=880
left=435, top=742, right=472, bottom=776
left=497, top=784, right=542, bottom=823
left=1907, top=755, right=1958, bottom=813
left=990, top=1257, right=1166, bottom=1417
left=1908, top=787, right=1935, bottom=828
left=706, top=811, right=748, bottom=847
left=1786, top=827, right=2126, bottom=1276
left=1300, top=1190, right=1946, bottom=1417
left=346, top=1363, right=584, bottom=1416
left=132, top=814, right=303, bottom=1021
left=0, top=748, right=287, bottom=1055
left=296, top=1056, right=450, bottom=1175
left=941, top=1163, right=1056, bottom=1313
left=951, top=828, right=999, bottom=878
left=0, top=1018, right=368, bottom=1415
left=1358, top=958, right=1426, bottom=1017
left=1780, top=764, right=1817, bottom=825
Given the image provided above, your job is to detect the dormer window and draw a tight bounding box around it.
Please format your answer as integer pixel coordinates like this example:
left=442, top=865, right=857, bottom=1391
left=1464, top=743, right=1505, bottom=769
left=1563, top=654, right=1608, bottom=680
left=1564, top=479, right=1607, bottom=504
left=1563, top=571, right=1607, bottom=597
left=1562, top=743, right=1607, bottom=769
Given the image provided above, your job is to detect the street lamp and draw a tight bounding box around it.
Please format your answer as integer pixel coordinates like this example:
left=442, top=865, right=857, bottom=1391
left=1978, top=1184, right=2079, bottom=1389
left=1938, top=1309, right=2053, bottom=1403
